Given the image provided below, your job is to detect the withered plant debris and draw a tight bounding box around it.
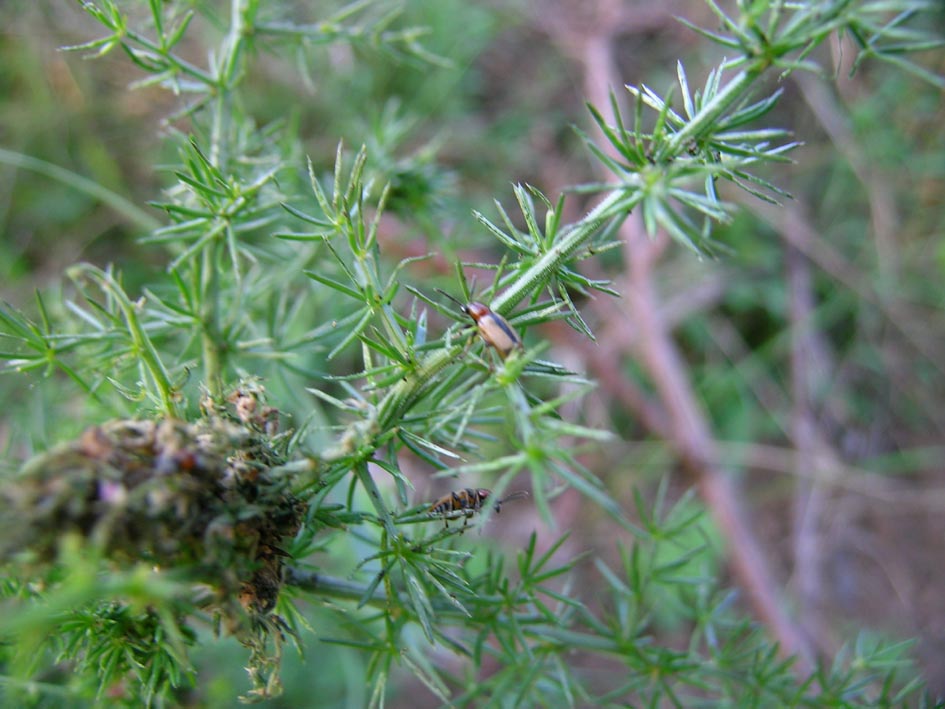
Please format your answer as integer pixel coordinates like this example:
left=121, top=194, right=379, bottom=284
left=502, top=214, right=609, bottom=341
left=0, top=384, right=308, bottom=701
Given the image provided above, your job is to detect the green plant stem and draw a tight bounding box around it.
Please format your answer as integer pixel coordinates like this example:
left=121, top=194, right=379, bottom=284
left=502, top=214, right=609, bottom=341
left=661, top=67, right=764, bottom=158
left=207, top=0, right=244, bottom=167
left=200, top=244, right=223, bottom=401
left=221, top=0, right=249, bottom=90
left=122, top=28, right=215, bottom=86
left=524, top=625, right=626, bottom=654
left=376, top=345, right=460, bottom=428
left=285, top=568, right=389, bottom=606
left=376, top=188, right=637, bottom=430
left=493, top=190, right=634, bottom=312
left=372, top=64, right=767, bottom=455
left=192, top=0, right=250, bottom=402
left=0, top=148, right=160, bottom=232
left=69, top=265, right=179, bottom=417
left=353, top=461, right=398, bottom=539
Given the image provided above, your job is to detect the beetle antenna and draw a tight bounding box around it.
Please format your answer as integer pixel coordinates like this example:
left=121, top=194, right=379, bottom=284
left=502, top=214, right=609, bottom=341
left=494, top=490, right=530, bottom=512
left=434, top=288, right=465, bottom=307
left=498, top=490, right=530, bottom=504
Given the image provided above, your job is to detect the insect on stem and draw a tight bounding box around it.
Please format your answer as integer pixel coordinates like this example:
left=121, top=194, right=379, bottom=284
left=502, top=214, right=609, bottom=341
left=435, top=289, right=523, bottom=359
left=428, top=488, right=530, bottom=530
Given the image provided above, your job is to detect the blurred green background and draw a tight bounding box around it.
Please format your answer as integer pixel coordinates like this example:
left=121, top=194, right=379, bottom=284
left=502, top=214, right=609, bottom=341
left=2, top=0, right=945, bottom=705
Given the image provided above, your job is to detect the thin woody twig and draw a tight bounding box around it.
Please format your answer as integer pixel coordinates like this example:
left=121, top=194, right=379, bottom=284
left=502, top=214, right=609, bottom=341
left=620, top=221, right=815, bottom=673
left=539, top=1, right=816, bottom=671
left=757, top=202, right=945, bottom=434
left=786, top=242, right=829, bottom=650
left=794, top=67, right=899, bottom=285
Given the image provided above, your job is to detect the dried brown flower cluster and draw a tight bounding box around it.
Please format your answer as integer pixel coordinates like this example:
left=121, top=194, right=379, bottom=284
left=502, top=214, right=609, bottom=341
left=0, top=390, right=306, bottom=617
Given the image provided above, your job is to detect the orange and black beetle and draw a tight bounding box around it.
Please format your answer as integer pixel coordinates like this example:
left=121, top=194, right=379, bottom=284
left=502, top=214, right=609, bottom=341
left=436, top=290, right=523, bottom=359
left=428, top=488, right=529, bottom=527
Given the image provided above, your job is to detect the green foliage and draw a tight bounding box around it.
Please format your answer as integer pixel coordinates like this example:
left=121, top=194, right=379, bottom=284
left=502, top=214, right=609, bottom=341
left=1, top=0, right=941, bottom=706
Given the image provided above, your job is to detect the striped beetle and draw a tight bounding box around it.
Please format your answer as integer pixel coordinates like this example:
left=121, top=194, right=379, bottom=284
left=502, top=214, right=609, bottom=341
left=436, top=289, right=523, bottom=359
left=429, top=488, right=529, bottom=528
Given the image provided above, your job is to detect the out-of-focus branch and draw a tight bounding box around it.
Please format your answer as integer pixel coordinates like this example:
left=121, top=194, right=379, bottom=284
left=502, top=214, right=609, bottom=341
left=619, top=223, right=814, bottom=672
left=797, top=43, right=899, bottom=285
left=700, top=441, right=945, bottom=507
left=786, top=242, right=830, bottom=650
left=534, top=0, right=815, bottom=672
left=757, top=202, right=945, bottom=434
